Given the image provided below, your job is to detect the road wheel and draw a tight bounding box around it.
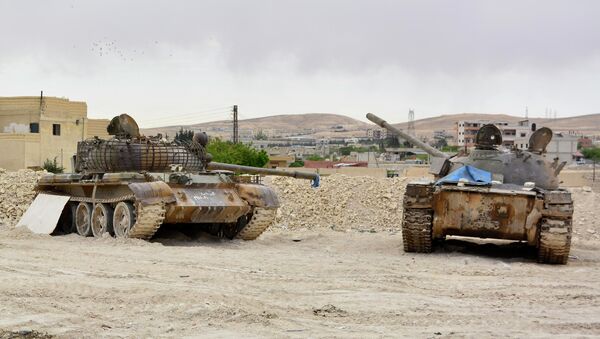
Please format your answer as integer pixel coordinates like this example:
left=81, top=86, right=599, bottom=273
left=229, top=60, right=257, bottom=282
left=91, top=203, right=114, bottom=237
left=75, top=202, right=93, bottom=237
left=113, top=202, right=135, bottom=238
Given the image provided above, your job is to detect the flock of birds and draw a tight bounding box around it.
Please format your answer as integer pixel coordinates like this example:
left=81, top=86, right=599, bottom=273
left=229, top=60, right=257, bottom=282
left=88, top=38, right=174, bottom=62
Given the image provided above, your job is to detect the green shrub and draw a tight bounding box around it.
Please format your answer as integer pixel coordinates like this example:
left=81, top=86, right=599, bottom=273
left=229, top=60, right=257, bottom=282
left=43, top=157, right=64, bottom=174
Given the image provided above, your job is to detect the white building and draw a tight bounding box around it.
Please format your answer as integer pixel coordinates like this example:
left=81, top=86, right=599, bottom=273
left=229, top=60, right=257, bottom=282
left=546, top=133, right=578, bottom=164
left=457, top=119, right=535, bottom=149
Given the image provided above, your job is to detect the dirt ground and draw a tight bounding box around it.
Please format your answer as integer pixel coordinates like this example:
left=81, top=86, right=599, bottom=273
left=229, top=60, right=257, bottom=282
left=1, top=177, right=599, bottom=338
left=0, top=226, right=599, bottom=338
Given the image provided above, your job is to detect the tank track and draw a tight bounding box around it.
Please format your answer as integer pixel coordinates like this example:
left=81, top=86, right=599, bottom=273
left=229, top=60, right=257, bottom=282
left=128, top=202, right=166, bottom=240
left=538, top=191, right=573, bottom=264
left=402, top=208, right=433, bottom=253
left=236, top=207, right=277, bottom=240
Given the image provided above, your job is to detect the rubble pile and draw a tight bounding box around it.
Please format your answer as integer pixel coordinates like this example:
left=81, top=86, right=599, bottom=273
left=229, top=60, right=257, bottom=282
left=0, top=169, right=43, bottom=227
left=570, top=187, right=600, bottom=241
left=267, top=174, right=407, bottom=232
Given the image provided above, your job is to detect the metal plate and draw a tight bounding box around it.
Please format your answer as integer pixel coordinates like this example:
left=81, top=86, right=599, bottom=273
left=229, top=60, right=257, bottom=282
left=16, top=194, right=70, bottom=234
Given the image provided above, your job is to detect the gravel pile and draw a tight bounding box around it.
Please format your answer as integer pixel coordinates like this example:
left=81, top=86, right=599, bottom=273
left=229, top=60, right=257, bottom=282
left=266, top=174, right=407, bottom=232
left=570, top=187, right=600, bottom=241
left=0, top=169, right=44, bottom=227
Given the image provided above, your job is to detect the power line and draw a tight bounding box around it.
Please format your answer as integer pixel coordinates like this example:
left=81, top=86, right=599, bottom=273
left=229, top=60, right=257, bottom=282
left=139, top=106, right=233, bottom=123
left=140, top=111, right=231, bottom=125
left=139, top=107, right=233, bottom=128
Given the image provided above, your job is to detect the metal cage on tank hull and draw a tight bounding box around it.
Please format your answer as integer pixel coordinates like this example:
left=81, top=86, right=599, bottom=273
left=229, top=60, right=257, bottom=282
left=75, top=138, right=206, bottom=174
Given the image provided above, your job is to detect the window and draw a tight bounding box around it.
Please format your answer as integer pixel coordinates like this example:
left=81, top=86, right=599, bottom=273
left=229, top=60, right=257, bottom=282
left=52, top=124, right=61, bottom=136
left=29, top=123, right=39, bottom=133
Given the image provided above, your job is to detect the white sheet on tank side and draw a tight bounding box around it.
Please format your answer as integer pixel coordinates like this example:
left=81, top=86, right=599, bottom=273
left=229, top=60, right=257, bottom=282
left=16, top=194, right=70, bottom=234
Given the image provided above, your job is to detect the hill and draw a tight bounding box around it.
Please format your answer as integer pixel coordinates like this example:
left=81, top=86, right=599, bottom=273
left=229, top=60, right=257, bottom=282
left=141, top=112, right=600, bottom=139
left=141, top=113, right=372, bottom=138
left=391, top=113, right=600, bottom=137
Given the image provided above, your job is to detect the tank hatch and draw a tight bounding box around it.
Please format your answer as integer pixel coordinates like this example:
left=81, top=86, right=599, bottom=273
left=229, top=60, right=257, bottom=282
left=475, top=124, right=502, bottom=149
left=528, top=127, right=553, bottom=154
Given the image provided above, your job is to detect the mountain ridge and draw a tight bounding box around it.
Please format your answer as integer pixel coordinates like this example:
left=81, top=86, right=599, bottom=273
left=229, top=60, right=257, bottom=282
left=141, top=112, right=600, bottom=138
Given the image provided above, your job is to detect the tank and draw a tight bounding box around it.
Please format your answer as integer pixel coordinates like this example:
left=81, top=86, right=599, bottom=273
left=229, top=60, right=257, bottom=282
left=367, top=113, right=573, bottom=264
left=30, top=114, right=319, bottom=241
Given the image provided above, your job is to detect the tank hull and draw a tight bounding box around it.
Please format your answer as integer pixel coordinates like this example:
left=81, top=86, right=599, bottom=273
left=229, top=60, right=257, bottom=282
left=35, top=172, right=279, bottom=240
left=402, top=181, right=573, bottom=264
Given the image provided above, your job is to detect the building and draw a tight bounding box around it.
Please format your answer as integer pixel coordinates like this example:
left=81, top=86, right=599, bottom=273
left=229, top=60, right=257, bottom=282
left=316, top=138, right=330, bottom=156
left=578, top=137, right=593, bottom=149
left=547, top=133, right=578, bottom=165
left=0, top=95, right=110, bottom=172
left=267, top=155, right=294, bottom=168
left=366, top=128, right=383, bottom=139
left=457, top=119, right=535, bottom=149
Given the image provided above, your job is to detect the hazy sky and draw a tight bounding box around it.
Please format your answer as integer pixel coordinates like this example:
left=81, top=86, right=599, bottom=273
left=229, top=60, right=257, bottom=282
left=1, top=0, right=599, bottom=127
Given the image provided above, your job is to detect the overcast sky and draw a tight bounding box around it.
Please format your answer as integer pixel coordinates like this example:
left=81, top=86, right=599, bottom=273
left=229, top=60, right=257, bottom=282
left=1, top=0, right=599, bottom=127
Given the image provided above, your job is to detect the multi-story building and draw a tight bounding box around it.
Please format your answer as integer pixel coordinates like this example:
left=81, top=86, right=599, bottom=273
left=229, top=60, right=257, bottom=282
left=457, top=119, right=534, bottom=149
left=366, top=128, right=383, bottom=139
left=0, top=95, right=110, bottom=171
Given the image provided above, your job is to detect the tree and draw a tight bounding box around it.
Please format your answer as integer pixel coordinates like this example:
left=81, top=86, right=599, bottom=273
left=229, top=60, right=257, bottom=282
left=384, top=136, right=400, bottom=148
left=582, top=147, right=600, bottom=161
left=441, top=145, right=460, bottom=153
left=175, top=128, right=194, bottom=142
left=339, top=145, right=369, bottom=156
left=289, top=160, right=304, bottom=167
left=206, top=138, right=269, bottom=167
left=254, top=129, right=268, bottom=140
left=306, top=154, right=325, bottom=161
left=434, top=138, right=448, bottom=149
left=43, top=157, right=64, bottom=174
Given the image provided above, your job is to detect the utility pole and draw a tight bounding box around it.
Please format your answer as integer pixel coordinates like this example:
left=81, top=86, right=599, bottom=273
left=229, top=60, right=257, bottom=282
left=232, top=105, right=239, bottom=143
left=407, top=109, right=415, bottom=136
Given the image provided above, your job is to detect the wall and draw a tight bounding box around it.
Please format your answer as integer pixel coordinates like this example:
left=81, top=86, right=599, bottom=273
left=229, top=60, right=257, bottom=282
left=276, top=167, right=388, bottom=178
left=0, top=97, right=42, bottom=131
left=0, top=96, right=90, bottom=172
left=547, top=134, right=577, bottom=164
left=0, top=134, right=41, bottom=170
left=86, top=119, right=110, bottom=139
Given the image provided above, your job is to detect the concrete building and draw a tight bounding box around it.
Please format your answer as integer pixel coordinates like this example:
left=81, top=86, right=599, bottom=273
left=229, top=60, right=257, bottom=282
left=366, top=128, right=383, bottom=139
left=0, top=95, right=110, bottom=172
left=267, top=155, right=294, bottom=168
left=547, top=133, right=578, bottom=165
left=457, top=119, right=534, bottom=149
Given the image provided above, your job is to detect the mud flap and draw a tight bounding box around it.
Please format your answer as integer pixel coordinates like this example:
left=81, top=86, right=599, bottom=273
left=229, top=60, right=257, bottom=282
left=16, top=194, right=70, bottom=234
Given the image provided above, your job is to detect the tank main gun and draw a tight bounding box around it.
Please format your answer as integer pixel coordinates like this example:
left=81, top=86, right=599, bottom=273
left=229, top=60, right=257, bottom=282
left=366, top=113, right=448, bottom=159
left=208, top=162, right=320, bottom=187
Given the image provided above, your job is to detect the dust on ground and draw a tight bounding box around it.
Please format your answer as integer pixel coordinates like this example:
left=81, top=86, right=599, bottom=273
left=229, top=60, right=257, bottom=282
left=0, top=173, right=599, bottom=337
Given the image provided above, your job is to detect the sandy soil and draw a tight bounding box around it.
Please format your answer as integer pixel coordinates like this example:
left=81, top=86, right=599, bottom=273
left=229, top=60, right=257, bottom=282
left=0, top=226, right=599, bottom=338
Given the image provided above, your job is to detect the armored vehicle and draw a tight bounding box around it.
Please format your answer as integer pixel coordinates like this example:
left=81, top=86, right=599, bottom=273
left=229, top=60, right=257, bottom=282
left=367, top=113, right=573, bottom=264
left=22, top=114, right=319, bottom=241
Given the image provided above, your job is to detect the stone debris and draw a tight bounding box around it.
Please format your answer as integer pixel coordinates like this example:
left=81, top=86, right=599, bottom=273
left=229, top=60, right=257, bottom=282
left=312, top=304, right=348, bottom=317
left=570, top=187, right=600, bottom=241
left=0, top=168, right=45, bottom=228
left=266, top=174, right=407, bottom=232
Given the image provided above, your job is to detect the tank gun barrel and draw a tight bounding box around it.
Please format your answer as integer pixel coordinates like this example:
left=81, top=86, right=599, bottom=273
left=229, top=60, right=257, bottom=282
left=366, top=113, right=448, bottom=159
left=208, top=162, right=320, bottom=187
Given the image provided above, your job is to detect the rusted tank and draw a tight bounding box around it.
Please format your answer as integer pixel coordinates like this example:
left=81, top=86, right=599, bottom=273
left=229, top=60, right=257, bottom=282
left=26, top=114, right=318, bottom=241
left=367, top=113, right=573, bottom=264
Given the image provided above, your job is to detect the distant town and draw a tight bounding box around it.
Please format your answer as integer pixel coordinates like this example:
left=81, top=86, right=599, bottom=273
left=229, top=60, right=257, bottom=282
left=1, top=94, right=599, bottom=174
